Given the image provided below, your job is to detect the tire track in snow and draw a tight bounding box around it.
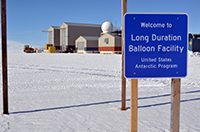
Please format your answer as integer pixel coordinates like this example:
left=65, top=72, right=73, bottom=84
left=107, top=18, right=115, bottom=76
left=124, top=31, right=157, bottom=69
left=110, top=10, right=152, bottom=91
left=8, top=64, right=121, bottom=78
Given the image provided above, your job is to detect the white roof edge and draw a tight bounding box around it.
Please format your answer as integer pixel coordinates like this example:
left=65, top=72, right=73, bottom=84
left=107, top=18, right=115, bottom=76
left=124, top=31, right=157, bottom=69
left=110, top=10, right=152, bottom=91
left=78, top=36, right=99, bottom=40
left=64, top=22, right=101, bottom=27
left=51, top=26, right=60, bottom=29
left=43, top=26, right=61, bottom=32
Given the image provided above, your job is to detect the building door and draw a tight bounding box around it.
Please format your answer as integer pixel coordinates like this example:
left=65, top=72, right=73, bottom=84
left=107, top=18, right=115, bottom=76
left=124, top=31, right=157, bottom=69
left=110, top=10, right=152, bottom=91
left=62, top=29, right=66, bottom=50
left=77, top=42, right=84, bottom=50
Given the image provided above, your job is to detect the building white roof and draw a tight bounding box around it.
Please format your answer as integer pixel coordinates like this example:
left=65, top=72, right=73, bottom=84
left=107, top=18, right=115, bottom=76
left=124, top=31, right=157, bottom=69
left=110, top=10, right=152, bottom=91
left=50, top=26, right=60, bottom=29
left=63, top=22, right=101, bottom=27
left=42, top=26, right=60, bottom=32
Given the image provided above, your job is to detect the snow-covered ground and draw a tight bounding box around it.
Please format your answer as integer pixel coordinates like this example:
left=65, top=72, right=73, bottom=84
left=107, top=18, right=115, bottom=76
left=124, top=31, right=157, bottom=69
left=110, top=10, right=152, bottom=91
left=0, top=50, right=199, bottom=132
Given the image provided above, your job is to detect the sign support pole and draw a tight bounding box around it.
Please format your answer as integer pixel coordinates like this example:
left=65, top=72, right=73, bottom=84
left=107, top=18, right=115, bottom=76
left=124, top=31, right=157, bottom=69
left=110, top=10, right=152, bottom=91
left=121, top=0, right=127, bottom=111
left=1, top=0, right=9, bottom=114
left=130, top=79, right=138, bottom=132
left=170, top=78, right=181, bottom=132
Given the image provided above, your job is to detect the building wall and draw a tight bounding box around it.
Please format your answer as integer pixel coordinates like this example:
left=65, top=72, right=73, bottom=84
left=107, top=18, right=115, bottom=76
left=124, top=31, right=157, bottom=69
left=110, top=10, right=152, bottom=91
left=99, top=33, right=122, bottom=52
left=115, top=36, right=121, bottom=47
left=47, top=27, right=60, bottom=49
left=76, top=36, right=99, bottom=52
left=60, top=23, right=101, bottom=50
left=60, top=23, right=69, bottom=50
left=48, top=27, right=53, bottom=44
left=87, top=40, right=98, bottom=47
left=99, top=34, right=115, bottom=47
left=76, top=36, right=86, bottom=45
left=86, top=40, right=98, bottom=51
left=48, top=31, right=51, bottom=44
left=114, top=36, right=122, bottom=51
left=54, top=29, right=60, bottom=47
left=68, top=25, right=101, bottom=50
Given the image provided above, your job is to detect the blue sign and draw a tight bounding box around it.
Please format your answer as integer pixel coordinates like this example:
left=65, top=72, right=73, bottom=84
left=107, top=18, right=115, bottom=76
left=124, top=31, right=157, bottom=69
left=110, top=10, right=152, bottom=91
left=124, top=13, right=188, bottom=78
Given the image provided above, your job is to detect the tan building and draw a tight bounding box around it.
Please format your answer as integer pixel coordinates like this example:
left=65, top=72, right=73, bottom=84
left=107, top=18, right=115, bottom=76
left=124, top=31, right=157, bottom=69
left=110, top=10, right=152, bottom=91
left=42, top=26, right=60, bottom=50
left=60, top=22, right=101, bottom=51
left=98, top=21, right=122, bottom=54
left=98, top=33, right=121, bottom=54
left=75, top=36, right=99, bottom=53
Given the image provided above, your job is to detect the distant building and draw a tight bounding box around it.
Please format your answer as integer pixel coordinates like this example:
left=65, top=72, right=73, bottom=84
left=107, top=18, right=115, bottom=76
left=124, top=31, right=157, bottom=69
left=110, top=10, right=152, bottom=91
left=42, top=26, right=60, bottom=50
left=98, top=33, right=121, bottom=54
left=42, top=21, right=121, bottom=54
left=75, top=36, right=99, bottom=53
left=98, top=21, right=122, bottom=54
left=189, top=33, right=200, bottom=52
left=60, top=22, right=101, bottom=51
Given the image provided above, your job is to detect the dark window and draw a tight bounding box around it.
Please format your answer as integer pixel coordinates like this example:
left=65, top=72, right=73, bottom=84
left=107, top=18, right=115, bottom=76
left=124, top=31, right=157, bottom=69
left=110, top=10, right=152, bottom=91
left=104, top=38, right=109, bottom=44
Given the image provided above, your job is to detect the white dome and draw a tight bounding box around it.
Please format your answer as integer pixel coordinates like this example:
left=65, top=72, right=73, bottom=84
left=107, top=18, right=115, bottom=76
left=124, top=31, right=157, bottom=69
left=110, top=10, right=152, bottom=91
left=101, top=21, right=113, bottom=33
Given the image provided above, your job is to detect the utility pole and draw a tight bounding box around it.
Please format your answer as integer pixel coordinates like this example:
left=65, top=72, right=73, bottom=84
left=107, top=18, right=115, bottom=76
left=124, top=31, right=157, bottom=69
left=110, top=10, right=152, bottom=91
left=1, top=0, right=9, bottom=114
left=121, top=0, right=127, bottom=110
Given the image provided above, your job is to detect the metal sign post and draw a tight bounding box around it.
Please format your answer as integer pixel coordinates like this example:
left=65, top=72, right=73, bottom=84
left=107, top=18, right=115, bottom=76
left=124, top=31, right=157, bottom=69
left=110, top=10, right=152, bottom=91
left=1, top=0, right=9, bottom=114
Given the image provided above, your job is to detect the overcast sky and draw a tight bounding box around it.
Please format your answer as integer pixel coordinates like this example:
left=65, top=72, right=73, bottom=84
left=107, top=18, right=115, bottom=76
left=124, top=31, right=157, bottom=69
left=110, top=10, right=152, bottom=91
left=3, top=0, right=200, bottom=47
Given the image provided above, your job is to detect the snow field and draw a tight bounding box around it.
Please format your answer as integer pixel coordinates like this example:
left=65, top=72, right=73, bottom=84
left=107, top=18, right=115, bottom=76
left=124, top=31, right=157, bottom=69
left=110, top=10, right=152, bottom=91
left=0, top=51, right=199, bottom=132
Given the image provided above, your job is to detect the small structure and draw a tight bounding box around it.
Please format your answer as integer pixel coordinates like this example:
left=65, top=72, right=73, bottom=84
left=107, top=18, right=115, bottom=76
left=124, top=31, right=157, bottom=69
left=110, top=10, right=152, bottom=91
left=189, top=33, right=200, bottom=52
left=43, top=44, right=53, bottom=53
left=48, top=47, right=56, bottom=53
left=98, top=21, right=122, bottom=54
left=60, top=22, right=101, bottom=51
left=42, top=26, right=60, bottom=50
left=45, top=44, right=53, bottom=50
left=75, top=36, right=99, bottom=53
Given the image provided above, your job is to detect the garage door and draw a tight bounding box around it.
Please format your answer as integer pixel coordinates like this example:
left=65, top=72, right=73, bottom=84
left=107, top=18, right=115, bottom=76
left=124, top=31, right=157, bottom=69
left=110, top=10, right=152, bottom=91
left=77, top=42, right=84, bottom=50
